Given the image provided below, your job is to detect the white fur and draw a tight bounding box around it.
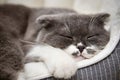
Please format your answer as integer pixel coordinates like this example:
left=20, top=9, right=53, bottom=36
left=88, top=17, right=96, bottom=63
left=24, top=62, right=50, bottom=80
left=82, top=49, right=93, bottom=58
left=64, top=44, right=99, bottom=58
left=77, top=42, right=83, bottom=46
left=25, top=44, right=77, bottom=79
left=86, top=45, right=97, bottom=50
left=64, top=45, right=80, bottom=56
left=104, top=25, right=111, bottom=31
left=17, top=72, right=26, bottom=80
left=82, top=50, right=95, bottom=59
left=82, top=45, right=99, bottom=58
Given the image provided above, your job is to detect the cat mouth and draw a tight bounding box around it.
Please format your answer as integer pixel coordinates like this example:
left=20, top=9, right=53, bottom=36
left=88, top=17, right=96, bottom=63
left=73, top=54, right=95, bottom=62
left=64, top=45, right=104, bottom=61
left=72, top=50, right=98, bottom=61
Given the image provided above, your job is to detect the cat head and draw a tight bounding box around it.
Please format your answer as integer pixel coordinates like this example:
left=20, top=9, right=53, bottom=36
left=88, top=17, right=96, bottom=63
left=36, top=13, right=110, bottom=58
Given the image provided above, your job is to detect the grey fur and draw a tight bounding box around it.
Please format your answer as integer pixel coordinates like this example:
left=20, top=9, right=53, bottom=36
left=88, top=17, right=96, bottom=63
left=35, top=13, right=110, bottom=50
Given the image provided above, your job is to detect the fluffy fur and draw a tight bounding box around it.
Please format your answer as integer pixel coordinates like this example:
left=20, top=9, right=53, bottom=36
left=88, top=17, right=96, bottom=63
left=35, top=13, right=110, bottom=58
left=0, top=5, right=30, bottom=80
left=0, top=4, right=110, bottom=80
left=25, top=9, right=110, bottom=79
left=0, top=4, right=77, bottom=80
left=26, top=44, right=77, bottom=79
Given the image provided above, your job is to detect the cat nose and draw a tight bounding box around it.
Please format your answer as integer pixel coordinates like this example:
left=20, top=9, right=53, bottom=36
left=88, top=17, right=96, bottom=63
left=77, top=46, right=85, bottom=53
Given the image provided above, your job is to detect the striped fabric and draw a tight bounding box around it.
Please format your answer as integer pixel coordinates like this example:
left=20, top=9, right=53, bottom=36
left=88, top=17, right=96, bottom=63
left=41, top=41, right=120, bottom=80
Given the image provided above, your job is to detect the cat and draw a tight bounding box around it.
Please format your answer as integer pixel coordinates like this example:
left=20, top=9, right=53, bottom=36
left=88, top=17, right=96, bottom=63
left=23, top=8, right=78, bottom=79
left=0, top=4, right=78, bottom=80
left=27, top=13, right=110, bottom=58
left=0, top=4, right=110, bottom=80
left=0, top=4, right=30, bottom=80
left=25, top=9, right=110, bottom=79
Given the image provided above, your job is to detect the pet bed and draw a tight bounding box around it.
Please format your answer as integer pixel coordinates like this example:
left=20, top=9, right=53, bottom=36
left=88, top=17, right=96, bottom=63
left=23, top=18, right=120, bottom=80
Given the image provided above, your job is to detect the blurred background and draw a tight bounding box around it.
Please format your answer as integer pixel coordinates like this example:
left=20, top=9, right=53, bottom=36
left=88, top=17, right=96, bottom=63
left=0, top=0, right=120, bottom=15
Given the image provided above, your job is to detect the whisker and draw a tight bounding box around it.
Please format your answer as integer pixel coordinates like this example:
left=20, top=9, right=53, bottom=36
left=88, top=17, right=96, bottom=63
left=64, top=23, right=73, bottom=36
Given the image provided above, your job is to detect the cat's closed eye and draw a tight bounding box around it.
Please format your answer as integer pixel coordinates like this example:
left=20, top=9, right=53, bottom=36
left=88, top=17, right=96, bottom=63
left=59, top=34, right=73, bottom=40
left=87, top=34, right=99, bottom=40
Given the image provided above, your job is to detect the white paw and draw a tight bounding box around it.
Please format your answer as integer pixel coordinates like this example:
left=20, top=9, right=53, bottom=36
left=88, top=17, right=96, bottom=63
left=44, top=49, right=77, bottom=79
left=26, top=45, right=77, bottom=79
left=24, top=62, right=49, bottom=80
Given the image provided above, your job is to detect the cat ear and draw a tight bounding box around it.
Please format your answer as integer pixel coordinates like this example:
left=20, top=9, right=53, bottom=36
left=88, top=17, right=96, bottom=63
left=96, top=13, right=110, bottom=24
left=93, top=13, right=110, bottom=31
left=97, top=13, right=110, bottom=31
left=24, top=15, right=55, bottom=42
left=36, top=15, right=54, bottom=29
left=89, top=13, right=110, bottom=31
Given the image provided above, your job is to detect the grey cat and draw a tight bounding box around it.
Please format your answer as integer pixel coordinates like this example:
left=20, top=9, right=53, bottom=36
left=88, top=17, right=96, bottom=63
left=25, top=6, right=110, bottom=79
left=25, top=8, right=110, bottom=58
left=0, top=4, right=110, bottom=80
left=28, top=12, right=110, bottom=58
